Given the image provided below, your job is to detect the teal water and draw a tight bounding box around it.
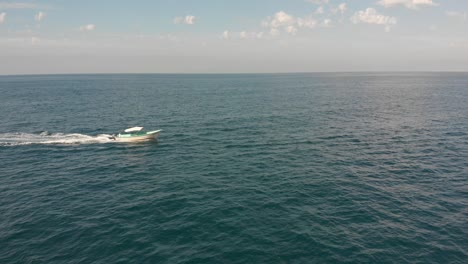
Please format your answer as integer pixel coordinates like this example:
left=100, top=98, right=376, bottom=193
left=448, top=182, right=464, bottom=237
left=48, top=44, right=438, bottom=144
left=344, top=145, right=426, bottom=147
left=0, top=73, right=467, bottom=263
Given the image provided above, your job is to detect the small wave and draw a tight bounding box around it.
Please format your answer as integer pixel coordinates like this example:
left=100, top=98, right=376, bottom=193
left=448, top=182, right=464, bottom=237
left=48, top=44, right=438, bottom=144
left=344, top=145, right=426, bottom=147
left=0, top=132, right=114, bottom=146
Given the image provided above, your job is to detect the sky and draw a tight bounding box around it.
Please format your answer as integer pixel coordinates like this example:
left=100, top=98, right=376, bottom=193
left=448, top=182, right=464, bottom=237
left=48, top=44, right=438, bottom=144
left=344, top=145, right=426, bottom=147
left=0, top=0, right=467, bottom=74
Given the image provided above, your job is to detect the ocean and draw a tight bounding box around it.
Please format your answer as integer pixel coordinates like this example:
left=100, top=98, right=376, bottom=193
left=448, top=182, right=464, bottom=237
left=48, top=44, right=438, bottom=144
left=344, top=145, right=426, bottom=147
left=0, top=73, right=467, bottom=263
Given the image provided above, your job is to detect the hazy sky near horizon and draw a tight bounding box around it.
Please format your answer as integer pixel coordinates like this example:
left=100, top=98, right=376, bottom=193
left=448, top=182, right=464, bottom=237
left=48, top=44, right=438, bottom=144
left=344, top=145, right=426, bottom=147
left=1, top=0, right=467, bottom=74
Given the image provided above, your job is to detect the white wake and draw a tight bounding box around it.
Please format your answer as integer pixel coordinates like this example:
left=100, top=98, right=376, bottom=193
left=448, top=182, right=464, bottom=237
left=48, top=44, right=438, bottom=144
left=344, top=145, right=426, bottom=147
left=0, top=132, right=115, bottom=146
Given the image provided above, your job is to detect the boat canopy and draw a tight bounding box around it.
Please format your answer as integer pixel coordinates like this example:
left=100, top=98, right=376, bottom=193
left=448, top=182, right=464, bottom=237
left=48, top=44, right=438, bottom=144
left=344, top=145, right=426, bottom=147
left=124, top=126, right=144, bottom=133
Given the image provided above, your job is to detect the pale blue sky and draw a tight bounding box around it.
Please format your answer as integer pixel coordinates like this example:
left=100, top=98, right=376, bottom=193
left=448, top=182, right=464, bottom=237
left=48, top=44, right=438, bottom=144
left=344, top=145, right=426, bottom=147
left=1, top=0, right=467, bottom=74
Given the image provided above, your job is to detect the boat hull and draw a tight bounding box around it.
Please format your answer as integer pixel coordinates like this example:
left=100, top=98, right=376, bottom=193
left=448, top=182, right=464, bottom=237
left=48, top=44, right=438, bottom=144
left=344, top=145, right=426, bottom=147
left=114, top=130, right=160, bottom=143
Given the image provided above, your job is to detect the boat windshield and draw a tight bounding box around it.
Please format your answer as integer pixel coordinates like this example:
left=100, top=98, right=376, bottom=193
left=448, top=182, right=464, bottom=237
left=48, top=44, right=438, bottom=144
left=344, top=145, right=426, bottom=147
left=124, top=127, right=144, bottom=133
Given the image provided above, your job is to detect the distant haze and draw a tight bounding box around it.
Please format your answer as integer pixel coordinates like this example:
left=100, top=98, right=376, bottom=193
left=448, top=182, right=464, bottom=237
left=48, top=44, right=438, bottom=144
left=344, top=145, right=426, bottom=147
left=1, top=0, right=467, bottom=74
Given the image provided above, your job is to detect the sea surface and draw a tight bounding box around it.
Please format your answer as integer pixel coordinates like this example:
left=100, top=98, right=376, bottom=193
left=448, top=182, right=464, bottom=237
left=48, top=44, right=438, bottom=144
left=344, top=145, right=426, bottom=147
left=0, top=73, right=467, bottom=263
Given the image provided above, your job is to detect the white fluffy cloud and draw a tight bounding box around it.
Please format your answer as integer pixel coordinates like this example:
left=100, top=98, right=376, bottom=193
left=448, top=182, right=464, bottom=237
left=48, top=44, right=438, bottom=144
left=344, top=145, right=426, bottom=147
left=297, top=17, right=318, bottom=28
left=315, top=6, right=324, bottom=14
left=322, top=19, right=332, bottom=27
left=338, top=3, right=347, bottom=14
left=351, top=8, right=397, bottom=32
left=263, top=11, right=296, bottom=28
left=34, top=11, right=46, bottom=22
left=239, top=31, right=247, bottom=39
left=378, top=0, right=438, bottom=9
left=0, top=12, right=5, bottom=24
left=221, top=30, right=264, bottom=40
left=331, top=3, right=347, bottom=14
left=80, top=24, right=95, bottom=31
left=262, top=11, right=320, bottom=36
left=174, top=15, right=196, bottom=25
left=185, top=15, right=196, bottom=25
left=286, top=26, right=298, bottom=35
left=238, top=31, right=264, bottom=39
left=222, top=30, right=229, bottom=40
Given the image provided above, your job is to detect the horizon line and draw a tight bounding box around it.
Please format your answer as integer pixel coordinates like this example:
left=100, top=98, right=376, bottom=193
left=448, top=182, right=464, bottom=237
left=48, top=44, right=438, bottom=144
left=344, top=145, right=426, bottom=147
left=2, top=70, right=468, bottom=77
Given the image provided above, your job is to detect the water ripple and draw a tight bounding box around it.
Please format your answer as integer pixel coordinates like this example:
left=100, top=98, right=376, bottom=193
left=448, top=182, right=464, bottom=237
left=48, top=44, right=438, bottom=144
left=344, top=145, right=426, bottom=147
left=1, top=73, right=467, bottom=263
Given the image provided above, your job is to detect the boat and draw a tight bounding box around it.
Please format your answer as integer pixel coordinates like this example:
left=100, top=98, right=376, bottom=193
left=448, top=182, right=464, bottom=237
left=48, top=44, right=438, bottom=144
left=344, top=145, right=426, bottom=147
left=110, top=127, right=161, bottom=142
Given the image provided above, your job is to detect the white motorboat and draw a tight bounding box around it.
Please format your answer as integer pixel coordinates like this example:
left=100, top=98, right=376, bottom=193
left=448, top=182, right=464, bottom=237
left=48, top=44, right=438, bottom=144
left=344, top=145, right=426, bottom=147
left=111, top=127, right=161, bottom=142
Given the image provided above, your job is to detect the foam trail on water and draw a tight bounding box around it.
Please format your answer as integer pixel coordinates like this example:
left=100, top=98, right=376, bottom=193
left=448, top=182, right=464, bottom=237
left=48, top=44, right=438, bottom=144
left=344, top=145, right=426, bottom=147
left=0, top=132, right=114, bottom=146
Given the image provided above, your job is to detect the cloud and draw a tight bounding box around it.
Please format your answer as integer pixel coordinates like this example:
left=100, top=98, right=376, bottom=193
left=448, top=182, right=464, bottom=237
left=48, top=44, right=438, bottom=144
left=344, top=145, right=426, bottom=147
left=221, top=30, right=264, bottom=40
left=315, top=6, right=324, bottom=14
left=239, top=31, right=247, bottom=39
left=351, top=8, right=397, bottom=32
left=297, top=17, right=318, bottom=28
left=338, top=3, right=347, bottom=14
left=238, top=31, right=264, bottom=39
left=270, top=28, right=280, bottom=36
left=286, top=26, right=298, bottom=35
left=80, top=24, right=95, bottom=31
left=0, top=12, right=5, bottom=24
left=446, top=11, right=467, bottom=21
left=218, top=30, right=265, bottom=40
left=263, top=11, right=296, bottom=28
left=322, top=19, right=332, bottom=27
left=31, top=37, right=40, bottom=45
left=378, top=0, right=438, bottom=9
left=222, top=30, right=229, bottom=40
left=262, top=11, right=320, bottom=36
left=0, top=2, right=36, bottom=9
left=185, top=15, right=196, bottom=25
left=174, top=15, right=196, bottom=25
left=34, top=11, right=46, bottom=22
left=331, top=3, right=347, bottom=15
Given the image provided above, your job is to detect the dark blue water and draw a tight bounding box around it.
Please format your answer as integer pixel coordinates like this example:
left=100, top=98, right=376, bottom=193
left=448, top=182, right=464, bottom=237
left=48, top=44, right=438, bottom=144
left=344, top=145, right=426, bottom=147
left=1, top=73, right=467, bottom=263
